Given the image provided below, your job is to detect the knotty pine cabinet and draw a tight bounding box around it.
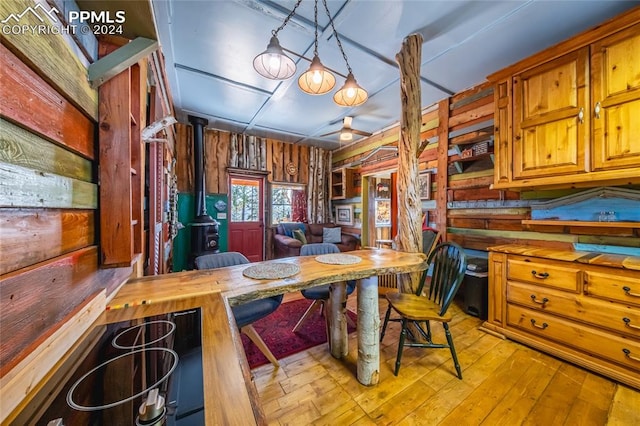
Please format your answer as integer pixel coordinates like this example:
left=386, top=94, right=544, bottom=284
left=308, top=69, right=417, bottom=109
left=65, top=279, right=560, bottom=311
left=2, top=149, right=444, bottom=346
left=485, top=245, right=640, bottom=390
left=490, top=11, right=640, bottom=190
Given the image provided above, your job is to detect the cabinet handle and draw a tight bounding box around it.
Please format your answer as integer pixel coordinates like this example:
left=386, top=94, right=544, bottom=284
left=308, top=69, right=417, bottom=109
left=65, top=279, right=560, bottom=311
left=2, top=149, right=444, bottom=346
left=594, top=101, right=601, bottom=119
left=623, top=317, right=640, bottom=330
left=530, top=295, right=549, bottom=306
left=577, top=107, right=584, bottom=124
left=531, top=270, right=549, bottom=279
left=530, top=319, right=548, bottom=330
left=623, top=286, right=640, bottom=298
left=623, top=349, right=640, bottom=363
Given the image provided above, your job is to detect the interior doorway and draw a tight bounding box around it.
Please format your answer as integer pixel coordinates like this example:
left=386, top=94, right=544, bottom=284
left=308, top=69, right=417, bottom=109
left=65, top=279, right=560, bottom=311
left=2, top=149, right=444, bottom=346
left=363, top=171, right=397, bottom=248
left=228, top=176, right=264, bottom=261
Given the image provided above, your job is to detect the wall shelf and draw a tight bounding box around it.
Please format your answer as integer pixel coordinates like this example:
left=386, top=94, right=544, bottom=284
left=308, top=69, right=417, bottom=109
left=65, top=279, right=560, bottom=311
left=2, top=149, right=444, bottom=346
left=522, top=220, right=640, bottom=228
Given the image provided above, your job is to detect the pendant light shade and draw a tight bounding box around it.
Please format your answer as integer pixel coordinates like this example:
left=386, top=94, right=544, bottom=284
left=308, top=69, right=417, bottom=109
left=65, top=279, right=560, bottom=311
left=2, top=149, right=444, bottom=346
left=298, top=55, right=336, bottom=95
left=333, top=72, right=368, bottom=107
left=253, top=36, right=296, bottom=80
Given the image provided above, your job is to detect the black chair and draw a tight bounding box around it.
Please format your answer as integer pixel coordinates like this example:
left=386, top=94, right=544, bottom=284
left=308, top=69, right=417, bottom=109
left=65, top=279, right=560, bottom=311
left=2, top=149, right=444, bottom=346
left=195, top=252, right=283, bottom=367
left=292, top=243, right=356, bottom=332
left=380, top=242, right=467, bottom=377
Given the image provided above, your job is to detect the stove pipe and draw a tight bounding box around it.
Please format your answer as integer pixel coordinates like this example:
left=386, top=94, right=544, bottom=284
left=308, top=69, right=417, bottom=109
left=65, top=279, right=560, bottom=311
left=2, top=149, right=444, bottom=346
left=188, top=115, right=219, bottom=261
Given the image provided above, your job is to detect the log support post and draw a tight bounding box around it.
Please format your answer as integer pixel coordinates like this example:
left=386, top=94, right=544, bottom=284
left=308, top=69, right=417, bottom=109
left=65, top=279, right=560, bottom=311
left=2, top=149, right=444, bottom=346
left=356, top=277, right=380, bottom=385
left=396, top=33, right=424, bottom=293
left=328, top=281, right=348, bottom=358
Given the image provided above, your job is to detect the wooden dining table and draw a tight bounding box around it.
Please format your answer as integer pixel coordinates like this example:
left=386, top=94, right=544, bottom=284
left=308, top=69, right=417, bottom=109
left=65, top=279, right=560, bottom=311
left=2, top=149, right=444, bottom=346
left=105, top=248, right=427, bottom=425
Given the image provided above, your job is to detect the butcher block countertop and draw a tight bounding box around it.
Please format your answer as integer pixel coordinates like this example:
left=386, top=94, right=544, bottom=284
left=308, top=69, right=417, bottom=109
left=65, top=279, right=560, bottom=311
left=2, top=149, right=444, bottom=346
left=105, top=248, right=427, bottom=426
left=488, top=244, right=640, bottom=271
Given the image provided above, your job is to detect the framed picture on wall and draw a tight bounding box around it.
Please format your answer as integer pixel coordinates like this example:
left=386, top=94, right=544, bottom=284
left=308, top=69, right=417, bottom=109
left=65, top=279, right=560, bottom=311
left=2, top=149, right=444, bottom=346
left=419, top=172, right=431, bottom=200
left=335, top=205, right=353, bottom=226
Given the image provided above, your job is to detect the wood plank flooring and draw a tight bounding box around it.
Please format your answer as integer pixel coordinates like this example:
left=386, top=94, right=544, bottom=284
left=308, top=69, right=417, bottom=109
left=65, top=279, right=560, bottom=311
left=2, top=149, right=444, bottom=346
left=252, top=293, right=640, bottom=425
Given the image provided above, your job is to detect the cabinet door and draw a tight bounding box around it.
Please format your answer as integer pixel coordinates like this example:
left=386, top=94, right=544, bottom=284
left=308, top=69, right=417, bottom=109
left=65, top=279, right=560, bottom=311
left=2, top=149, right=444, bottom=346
left=513, top=48, right=589, bottom=179
left=591, top=24, right=640, bottom=171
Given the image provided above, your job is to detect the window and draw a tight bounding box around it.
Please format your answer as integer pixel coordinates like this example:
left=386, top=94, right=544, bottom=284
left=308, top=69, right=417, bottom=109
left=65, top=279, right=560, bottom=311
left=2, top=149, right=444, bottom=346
left=230, top=178, right=260, bottom=221
left=271, top=184, right=305, bottom=224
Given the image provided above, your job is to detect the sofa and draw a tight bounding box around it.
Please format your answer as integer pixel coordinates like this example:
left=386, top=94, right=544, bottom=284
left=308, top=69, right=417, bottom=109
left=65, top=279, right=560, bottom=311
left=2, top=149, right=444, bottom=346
left=274, top=222, right=360, bottom=258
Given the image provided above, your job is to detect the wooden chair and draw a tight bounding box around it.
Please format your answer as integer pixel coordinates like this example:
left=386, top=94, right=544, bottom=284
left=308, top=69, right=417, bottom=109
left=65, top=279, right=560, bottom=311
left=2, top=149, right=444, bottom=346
left=380, top=242, right=467, bottom=377
left=377, top=229, right=442, bottom=298
left=195, top=252, right=283, bottom=367
left=293, top=243, right=356, bottom=332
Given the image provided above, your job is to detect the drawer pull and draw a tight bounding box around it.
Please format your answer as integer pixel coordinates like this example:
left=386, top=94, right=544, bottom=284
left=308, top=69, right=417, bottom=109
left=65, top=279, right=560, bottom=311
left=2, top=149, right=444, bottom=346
left=623, top=349, right=640, bottom=363
left=623, top=317, right=640, bottom=330
left=623, top=286, right=640, bottom=298
left=530, top=319, right=548, bottom=330
left=530, top=295, right=549, bottom=306
left=531, top=270, right=549, bottom=279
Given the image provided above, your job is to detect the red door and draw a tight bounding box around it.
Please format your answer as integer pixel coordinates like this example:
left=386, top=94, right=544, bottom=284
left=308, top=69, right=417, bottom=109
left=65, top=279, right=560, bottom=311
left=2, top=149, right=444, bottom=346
left=228, top=176, right=264, bottom=262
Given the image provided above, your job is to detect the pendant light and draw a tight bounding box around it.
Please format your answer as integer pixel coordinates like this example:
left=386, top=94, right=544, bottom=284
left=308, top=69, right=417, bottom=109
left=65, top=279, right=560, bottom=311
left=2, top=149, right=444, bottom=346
left=298, top=0, right=335, bottom=95
left=252, top=0, right=303, bottom=80
left=321, top=0, right=368, bottom=106
left=253, top=0, right=368, bottom=107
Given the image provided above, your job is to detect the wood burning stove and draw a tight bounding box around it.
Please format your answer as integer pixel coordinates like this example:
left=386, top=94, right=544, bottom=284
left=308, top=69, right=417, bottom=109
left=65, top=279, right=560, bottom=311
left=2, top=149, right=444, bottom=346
left=188, top=115, right=220, bottom=263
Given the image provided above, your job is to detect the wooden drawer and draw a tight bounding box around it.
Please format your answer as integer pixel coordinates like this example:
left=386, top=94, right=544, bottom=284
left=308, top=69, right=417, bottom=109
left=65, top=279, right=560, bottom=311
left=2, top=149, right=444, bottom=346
left=507, top=258, right=580, bottom=292
left=507, top=304, right=640, bottom=372
left=585, top=271, right=640, bottom=308
left=507, top=281, right=640, bottom=338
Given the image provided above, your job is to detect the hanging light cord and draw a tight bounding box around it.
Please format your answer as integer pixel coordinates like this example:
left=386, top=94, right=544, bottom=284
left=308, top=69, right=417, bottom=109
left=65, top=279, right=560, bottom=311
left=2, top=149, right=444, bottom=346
left=272, top=0, right=304, bottom=37
left=313, top=0, right=319, bottom=56
left=321, top=0, right=353, bottom=75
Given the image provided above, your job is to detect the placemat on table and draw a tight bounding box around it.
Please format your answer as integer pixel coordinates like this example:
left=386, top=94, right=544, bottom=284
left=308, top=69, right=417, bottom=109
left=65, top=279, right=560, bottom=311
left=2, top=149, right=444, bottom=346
left=242, top=262, right=300, bottom=279
left=314, top=254, right=362, bottom=265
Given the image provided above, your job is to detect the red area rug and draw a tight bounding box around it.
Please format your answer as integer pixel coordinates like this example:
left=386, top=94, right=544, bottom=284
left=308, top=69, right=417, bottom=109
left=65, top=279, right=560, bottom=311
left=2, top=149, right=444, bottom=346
left=241, top=298, right=357, bottom=369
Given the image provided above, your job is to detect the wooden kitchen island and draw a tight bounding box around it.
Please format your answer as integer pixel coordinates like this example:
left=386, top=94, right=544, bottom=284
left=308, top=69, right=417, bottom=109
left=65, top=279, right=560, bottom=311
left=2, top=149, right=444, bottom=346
left=105, top=248, right=427, bottom=425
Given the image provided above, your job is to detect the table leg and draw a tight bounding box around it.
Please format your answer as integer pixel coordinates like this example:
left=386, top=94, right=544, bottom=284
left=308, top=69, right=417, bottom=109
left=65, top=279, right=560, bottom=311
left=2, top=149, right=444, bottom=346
left=328, top=281, right=347, bottom=358
left=357, top=277, right=380, bottom=385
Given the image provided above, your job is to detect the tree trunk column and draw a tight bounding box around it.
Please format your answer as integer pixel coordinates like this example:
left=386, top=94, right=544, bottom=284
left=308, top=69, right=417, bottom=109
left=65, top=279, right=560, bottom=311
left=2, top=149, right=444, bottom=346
left=357, top=277, right=380, bottom=385
left=328, top=281, right=348, bottom=358
left=396, top=33, right=424, bottom=294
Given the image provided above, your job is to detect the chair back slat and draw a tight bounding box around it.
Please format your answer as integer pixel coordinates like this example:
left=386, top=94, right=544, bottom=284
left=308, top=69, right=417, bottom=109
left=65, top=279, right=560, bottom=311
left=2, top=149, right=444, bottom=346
left=300, top=243, right=340, bottom=256
left=416, top=242, right=467, bottom=316
left=194, top=252, right=249, bottom=269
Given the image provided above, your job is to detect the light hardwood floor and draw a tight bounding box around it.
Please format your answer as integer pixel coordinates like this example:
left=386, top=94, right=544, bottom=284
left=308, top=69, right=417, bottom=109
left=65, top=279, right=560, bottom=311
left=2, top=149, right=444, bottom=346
left=252, top=293, right=640, bottom=425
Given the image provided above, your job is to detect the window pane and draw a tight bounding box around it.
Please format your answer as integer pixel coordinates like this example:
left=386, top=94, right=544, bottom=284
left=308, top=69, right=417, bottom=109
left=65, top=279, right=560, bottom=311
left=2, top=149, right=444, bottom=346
left=231, top=180, right=260, bottom=222
left=271, top=185, right=304, bottom=224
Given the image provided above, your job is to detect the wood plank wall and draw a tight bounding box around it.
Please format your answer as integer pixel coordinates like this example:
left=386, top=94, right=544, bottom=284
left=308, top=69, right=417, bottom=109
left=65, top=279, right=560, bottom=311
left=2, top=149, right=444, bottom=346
left=0, top=7, right=133, bottom=404
left=175, top=125, right=311, bottom=192
left=332, top=81, right=640, bottom=253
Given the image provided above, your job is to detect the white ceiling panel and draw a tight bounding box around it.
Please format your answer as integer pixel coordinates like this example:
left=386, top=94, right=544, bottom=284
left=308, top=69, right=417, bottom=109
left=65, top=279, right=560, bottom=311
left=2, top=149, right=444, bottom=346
left=152, top=0, right=640, bottom=147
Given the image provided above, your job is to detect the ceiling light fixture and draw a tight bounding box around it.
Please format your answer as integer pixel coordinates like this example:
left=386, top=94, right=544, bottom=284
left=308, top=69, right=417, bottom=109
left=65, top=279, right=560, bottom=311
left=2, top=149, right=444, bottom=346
left=253, top=0, right=368, bottom=107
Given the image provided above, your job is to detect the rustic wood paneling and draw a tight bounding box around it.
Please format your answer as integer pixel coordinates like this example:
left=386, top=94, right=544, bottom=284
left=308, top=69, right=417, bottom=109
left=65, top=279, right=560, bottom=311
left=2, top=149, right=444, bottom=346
left=0, top=0, right=98, bottom=119
left=0, top=118, right=92, bottom=182
left=0, top=161, right=97, bottom=209
left=98, top=63, right=133, bottom=266
left=175, top=123, right=193, bottom=192
left=0, top=208, right=94, bottom=275
left=1, top=247, right=98, bottom=374
left=0, top=44, right=95, bottom=160
left=204, top=129, right=230, bottom=194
